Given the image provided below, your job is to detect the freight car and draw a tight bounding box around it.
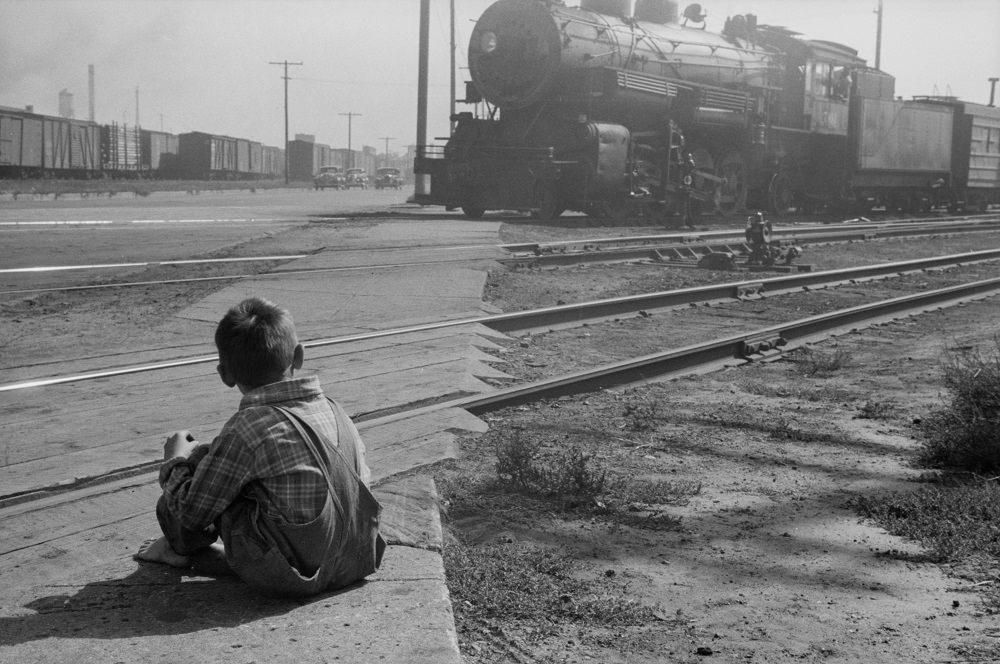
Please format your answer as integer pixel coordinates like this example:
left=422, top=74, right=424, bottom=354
left=287, top=138, right=335, bottom=182
left=0, top=105, right=101, bottom=178
left=915, top=97, right=1000, bottom=212
left=413, top=0, right=999, bottom=221
left=1, top=105, right=287, bottom=181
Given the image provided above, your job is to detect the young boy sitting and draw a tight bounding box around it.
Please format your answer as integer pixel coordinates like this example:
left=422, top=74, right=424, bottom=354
left=135, top=297, right=384, bottom=596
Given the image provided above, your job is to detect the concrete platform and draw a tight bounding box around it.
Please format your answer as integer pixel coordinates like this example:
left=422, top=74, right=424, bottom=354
left=0, top=476, right=458, bottom=664
left=0, top=218, right=508, bottom=663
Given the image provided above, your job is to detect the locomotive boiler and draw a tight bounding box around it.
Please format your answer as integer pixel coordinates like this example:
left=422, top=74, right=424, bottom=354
left=414, top=0, right=994, bottom=221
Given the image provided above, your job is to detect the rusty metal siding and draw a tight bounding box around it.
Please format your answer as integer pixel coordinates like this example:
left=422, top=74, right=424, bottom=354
left=855, top=98, right=952, bottom=172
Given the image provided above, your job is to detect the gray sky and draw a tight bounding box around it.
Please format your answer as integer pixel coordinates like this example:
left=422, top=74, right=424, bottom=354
left=1, top=0, right=997, bottom=155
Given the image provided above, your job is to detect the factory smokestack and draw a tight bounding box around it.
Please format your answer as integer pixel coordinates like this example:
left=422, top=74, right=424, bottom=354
left=88, top=64, right=95, bottom=121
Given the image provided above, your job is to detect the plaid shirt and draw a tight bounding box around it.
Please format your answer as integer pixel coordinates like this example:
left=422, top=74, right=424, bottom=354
left=159, top=376, right=370, bottom=532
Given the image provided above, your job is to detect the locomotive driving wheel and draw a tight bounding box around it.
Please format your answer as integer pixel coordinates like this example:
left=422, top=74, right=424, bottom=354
left=714, top=149, right=747, bottom=217
left=530, top=182, right=564, bottom=221
left=767, top=171, right=796, bottom=216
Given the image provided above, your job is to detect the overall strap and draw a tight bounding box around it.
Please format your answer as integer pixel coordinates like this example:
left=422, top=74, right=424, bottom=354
left=272, top=404, right=347, bottom=525
left=271, top=401, right=368, bottom=500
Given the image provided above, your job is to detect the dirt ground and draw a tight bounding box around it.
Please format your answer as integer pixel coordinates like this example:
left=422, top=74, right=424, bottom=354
left=431, top=229, right=1000, bottom=663
left=6, top=213, right=1000, bottom=662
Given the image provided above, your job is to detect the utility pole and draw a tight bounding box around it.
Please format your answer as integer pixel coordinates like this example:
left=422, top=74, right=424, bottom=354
left=874, top=0, right=883, bottom=70
left=339, top=112, right=361, bottom=169
left=378, top=137, right=395, bottom=167
left=416, top=0, right=430, bottom=196
left=270, top=60, right=303, bottom=185
left=135, top=87, right=140, bottom=128
left=450, top=0, right=456, bottom=135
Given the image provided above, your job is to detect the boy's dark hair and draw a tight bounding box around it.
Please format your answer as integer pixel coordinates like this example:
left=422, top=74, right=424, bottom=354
left=215, top=297, right=298, bottom=388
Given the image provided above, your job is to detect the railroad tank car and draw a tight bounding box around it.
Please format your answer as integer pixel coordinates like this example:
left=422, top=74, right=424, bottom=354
left=414, top=0, right=998, bottom=220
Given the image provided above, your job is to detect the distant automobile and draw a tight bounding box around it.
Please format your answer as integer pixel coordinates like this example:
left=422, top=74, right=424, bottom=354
left=344, top=167, right=369, bottom=189
left=374, top=167, right=404, bottom=190
left=314, top=165, right=345, bottom=190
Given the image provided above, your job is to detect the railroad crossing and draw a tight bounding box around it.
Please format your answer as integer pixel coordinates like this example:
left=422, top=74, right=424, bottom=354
left=0, top=218, right=507, bottom=664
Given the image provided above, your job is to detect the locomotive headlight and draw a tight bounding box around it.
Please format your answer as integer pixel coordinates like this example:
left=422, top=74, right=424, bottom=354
left=481, top=31, right=497, bottom=54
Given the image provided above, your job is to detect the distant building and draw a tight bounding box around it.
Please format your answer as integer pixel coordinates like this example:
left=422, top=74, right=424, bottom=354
left=294, top=133, right=315, bottom=143
left=59, top=89, right=74, bottom=118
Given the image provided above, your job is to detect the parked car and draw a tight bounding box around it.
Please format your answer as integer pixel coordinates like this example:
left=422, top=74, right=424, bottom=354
left=314, top=165, right=345, bottom=190
left=344, top=167, right=370, bottom=189
left=374, top=167, right=404, bottom=190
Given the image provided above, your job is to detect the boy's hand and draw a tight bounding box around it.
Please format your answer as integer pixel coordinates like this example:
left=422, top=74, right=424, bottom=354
left=164, top=431, right=200, bottom=460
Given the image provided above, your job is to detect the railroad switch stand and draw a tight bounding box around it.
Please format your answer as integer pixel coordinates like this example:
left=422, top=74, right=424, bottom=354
left=693, top=212, right=809, bottom=272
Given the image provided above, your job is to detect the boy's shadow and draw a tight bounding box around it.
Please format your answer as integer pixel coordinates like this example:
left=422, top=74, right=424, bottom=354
left=0, top=561, right=364, bottom=646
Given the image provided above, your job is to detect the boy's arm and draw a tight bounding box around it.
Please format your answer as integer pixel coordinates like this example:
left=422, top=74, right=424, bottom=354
left=159, top=428, right=255, bottom=532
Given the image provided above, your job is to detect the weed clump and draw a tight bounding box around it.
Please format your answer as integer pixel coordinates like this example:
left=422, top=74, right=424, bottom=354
left=494, top=430, right=606, bottom=498
left=919, top=340, right=1000, bottom=473
left=855, top=477, right=1000, bottom=563
left=795, top=346, right=851, bottom=376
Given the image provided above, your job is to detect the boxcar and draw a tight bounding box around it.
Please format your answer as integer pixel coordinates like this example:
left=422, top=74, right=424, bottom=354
left=261, top=144, right=284, bottom=179
left=140, top=129, right=179, bottom=175
left=920, top=99, right=1000, bottom=211
left=177, top=131, right=245, bottom=179
left=848, top=98, right=954, bottom=211
left=0, top=106, right=101, bottom=177
left=287, top=138, right=335, bottom=181
left=101, top=123, right=142, bottom=175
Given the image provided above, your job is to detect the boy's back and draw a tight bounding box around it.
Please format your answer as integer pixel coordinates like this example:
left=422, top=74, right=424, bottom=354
left=136, top=297, right=383, bottom=596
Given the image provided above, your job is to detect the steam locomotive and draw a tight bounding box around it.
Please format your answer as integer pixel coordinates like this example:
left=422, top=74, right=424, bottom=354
left=414, top=0, right=1000, bottom=221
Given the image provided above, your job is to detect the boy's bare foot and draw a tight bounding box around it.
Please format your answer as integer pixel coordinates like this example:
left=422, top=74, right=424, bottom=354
left=134, top=536, right=191, bottom=568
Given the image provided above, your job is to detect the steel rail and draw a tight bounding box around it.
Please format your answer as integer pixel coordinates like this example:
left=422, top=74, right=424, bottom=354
left=498, top=213, right=1000, bottom=254
left=0, top=255, right=502, bottom=297
left=383, top=275, right=1000, bottom=418
left=4, top=248, right=1000, bottom=393
left=500, top=219, right=1000, bottom=268
left=5, top=275, right=999, bottom=507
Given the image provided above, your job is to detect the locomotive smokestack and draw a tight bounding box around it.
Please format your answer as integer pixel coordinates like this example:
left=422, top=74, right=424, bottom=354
left=989, top=77, right=999, bottom=107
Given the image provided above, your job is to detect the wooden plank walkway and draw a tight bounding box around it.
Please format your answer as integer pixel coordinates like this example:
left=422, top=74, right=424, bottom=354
left=0, top=218, right=507, bottom=663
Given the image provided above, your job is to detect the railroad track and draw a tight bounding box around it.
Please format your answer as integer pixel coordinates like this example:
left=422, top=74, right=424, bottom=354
left=4, top=248, right=1000, bottom=508
left=500, top=214, right=1000, bottom=268
left=5, top=248, right=1000, bottom=393
left=4, top=214, right=1000, bottom=296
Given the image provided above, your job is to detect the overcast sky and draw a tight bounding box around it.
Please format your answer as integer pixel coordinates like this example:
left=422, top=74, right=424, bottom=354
left=1, top=0, right=997, bottom=156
